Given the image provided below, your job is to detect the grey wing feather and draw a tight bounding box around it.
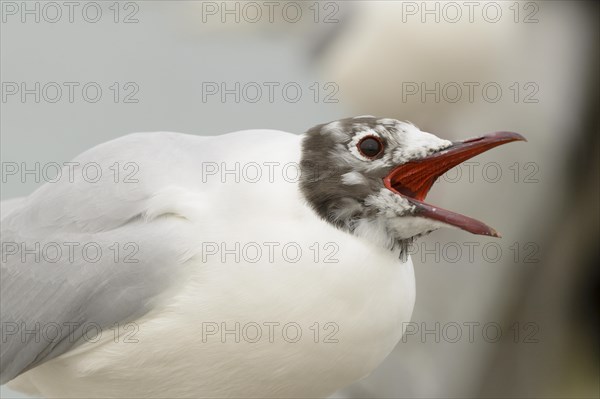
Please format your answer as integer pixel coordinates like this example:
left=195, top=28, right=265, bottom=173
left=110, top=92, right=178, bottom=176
left=1, top=132, right=205, bottom=384
left=0, top=220, right=188, bottom=383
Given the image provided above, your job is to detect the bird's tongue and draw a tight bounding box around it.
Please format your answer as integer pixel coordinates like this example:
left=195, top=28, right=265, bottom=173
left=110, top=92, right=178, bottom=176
left=383, top=131, right=526, bottom=237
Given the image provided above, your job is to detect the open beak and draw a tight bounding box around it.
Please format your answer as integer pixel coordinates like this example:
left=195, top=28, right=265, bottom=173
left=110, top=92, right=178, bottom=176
left=383, top=131, right=526, bottom=237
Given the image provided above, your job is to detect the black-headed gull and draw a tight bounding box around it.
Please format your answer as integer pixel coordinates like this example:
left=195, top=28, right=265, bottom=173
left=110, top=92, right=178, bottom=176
left=1, top=116, right=524, bottom=397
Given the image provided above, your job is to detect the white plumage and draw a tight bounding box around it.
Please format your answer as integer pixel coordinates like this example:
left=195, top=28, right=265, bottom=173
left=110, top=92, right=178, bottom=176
left=4, top=129, right=415, bottom=397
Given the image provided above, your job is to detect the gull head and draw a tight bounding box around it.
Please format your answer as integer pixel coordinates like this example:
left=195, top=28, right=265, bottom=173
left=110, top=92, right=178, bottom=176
left=299, top=116, right=525, bottom=251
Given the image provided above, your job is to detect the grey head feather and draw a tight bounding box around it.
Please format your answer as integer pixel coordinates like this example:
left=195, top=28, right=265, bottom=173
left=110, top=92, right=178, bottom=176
left=299, top=116, right=447, bottom=254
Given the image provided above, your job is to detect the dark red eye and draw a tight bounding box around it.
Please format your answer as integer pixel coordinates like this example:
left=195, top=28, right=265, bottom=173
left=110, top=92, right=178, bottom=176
left=357, top=136, right=383, bottom=158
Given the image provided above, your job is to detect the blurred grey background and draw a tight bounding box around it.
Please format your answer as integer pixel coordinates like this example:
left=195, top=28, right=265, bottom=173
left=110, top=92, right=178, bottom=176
left=1, top=1, right=598, bottom=398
